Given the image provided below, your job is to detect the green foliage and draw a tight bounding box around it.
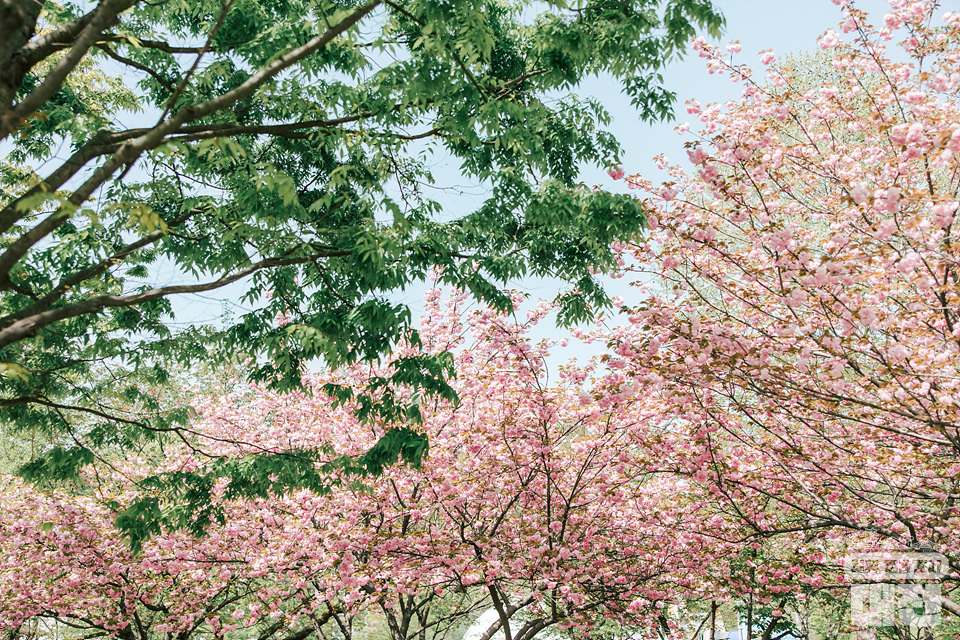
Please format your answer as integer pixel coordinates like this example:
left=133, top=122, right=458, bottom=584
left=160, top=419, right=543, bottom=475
left=18, top=445, right=95, bottom=482
left=115, top=427, right=430, bottom=551
left=0, top=0, right=722, bottom=536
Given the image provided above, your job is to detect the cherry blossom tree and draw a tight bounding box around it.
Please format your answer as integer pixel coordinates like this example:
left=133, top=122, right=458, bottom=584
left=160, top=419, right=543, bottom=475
left=0, top=291, right=726, bottom=640
left=607, top=0, right=960, bottom=632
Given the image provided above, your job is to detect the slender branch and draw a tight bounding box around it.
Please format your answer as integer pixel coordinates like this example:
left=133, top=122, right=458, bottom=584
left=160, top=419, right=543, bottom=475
left=168, top=124, right=443, bottom=144
left=156, top=0, right=235, bottom=123
left=514, top=619, right=551, bottom=640
left=0, top=132, right=118, bottom=235
left=171, top=0, right=380, bottom=124
left=0, top=208, right=198, bottom=329
left=0, top=207, right=77, bottom=291
left=95, top=43, right=175, bottom=91
left=486, top=586, right=514, bottom=640
left=475, top=595, right=535, bottom=640
left=382, top=0, right=486, bottom=97
left=21, top=397, right=152, bottom=428
left=100, top=36, right=206, bottom=54
left=160, top=113, right=380, bottom=140
left=0, top=112, right=382, bottom=238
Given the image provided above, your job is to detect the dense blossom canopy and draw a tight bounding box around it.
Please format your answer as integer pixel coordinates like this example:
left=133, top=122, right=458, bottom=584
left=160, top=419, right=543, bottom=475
left=607, top=0, right=960, bottom=624
left=0, top=292, right=728, bottom=640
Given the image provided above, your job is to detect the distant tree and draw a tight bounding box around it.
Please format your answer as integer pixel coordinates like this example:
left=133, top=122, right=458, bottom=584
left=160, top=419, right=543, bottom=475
left=0, top=0, right=723, bottom=500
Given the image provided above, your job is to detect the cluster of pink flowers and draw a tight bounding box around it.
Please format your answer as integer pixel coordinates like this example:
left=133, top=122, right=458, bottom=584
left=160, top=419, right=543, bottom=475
left=604, top=0, right=960, bottom=623
left=0, top=292, right=736, bottom=640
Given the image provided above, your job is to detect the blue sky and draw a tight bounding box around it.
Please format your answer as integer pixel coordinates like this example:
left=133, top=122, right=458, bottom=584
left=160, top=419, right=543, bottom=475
left=586, top=0, right=895, bottom=188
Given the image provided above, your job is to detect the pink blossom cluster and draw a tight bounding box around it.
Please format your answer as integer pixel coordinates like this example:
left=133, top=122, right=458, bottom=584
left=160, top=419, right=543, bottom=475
left=0, top=293, right=734, bottom=640
left=608, top=0, right=960, bottom=618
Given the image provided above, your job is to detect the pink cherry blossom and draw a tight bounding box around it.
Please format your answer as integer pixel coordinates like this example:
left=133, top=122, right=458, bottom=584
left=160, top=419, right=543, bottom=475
left=608, top=0, right=960, bottom=625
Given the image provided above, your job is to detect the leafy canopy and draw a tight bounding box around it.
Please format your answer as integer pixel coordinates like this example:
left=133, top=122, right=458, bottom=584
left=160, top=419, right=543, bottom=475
left=0, top=0, right=722, bottom=511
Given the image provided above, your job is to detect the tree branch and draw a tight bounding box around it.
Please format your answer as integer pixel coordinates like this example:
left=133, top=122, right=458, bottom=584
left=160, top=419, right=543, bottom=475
left=0, top=132, right=118, bottom=236
left=0, top=0, right=45, bottom=109
left=2, top=0, right=139, bottom=142
left=156, top=0, right=235, bottom=123
left=0, top=249, right=350, bottom=349
left=165, top=1, right=380, bottom=125
left=1, top=391, right=189, bottom=433
left=95, top=43, right=175, bottom=92
left=17, top=6, right=99, bottom=69
left=934, top=593, right=960, bottom=619
left=100, top=36, right=207, bottom=55
left=167, top=123, right=442, bottom=144
left=158, top=113, right=381, bottom=141
left=0, top=0, right=380, bottom=285
left=382, top=0, right=486, bottom=98
left=0, top=208, right=198, bottom=329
